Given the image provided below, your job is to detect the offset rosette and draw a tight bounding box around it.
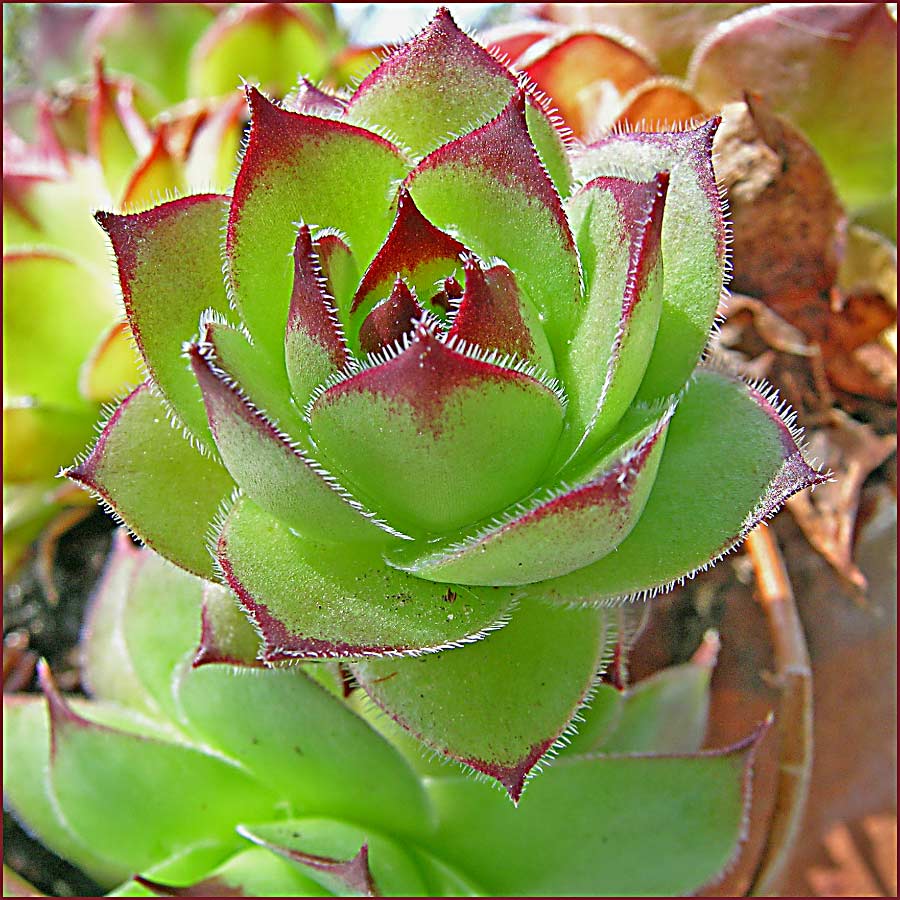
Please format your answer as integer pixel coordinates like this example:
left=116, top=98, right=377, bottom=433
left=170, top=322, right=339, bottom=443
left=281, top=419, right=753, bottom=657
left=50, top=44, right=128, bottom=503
left=67, top=8, right=825, bottom=800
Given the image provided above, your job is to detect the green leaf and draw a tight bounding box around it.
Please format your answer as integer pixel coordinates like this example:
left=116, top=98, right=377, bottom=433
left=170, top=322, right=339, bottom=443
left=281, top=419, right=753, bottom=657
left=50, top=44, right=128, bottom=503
left=174, top=658, right=433, bottom=838
left=385, top=401, right=671, bottom=585
left=407, top=91, right=581, bottom=351
left=346, top=8, right=516, bottom=158
left=40, top=667, right=275, bottom=874
left=216, top=496, right=517, bottom=659
left=575, top=120, right=726, bottom=399
left=78, top=320, right=143, bottom=404
left=65, top=384, right=236, bottom=579
left=189, top=4, right=332, bottom=99
left=423, top=730, right=763, bottom=895
left=352, top=600, right=612, bottom=802
left=106, top=844, right=238, bottom=897
left=601, top=630, right=718, bottom=754
left=96, top=193, right=231, bottom=452
left=237, top=819, right=428, bottom=896
left=3, top=696, right=129, bottom=887
left=308, top=324, right=565, bottom=535
left=226, top=86, right=409, bottom=359
left=194, top=580, right=264, bottom=668
left=188, top=342, right=401, bottom=544
left=523, top=369, right=826, bottom=603
left=91, top=3, right=216, bottom=105
left=3, top=250, right=117, bottom=407
left=80, top=530, right=160, bottom=715
left=2, top=401, right=97, bottom=483
left=560, top=174, right=667, bottom=461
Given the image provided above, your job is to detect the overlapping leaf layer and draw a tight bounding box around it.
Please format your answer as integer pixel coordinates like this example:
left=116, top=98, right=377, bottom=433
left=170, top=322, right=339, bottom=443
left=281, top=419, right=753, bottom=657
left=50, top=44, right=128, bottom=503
left=63, top=8, right=824, bottom=799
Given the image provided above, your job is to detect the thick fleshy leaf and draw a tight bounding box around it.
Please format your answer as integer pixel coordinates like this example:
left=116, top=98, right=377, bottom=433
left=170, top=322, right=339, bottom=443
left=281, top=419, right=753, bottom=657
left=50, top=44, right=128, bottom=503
left=285, top=77, right=348, bottom=118
left=184, top=92, right=246, bottom=193
left=187, top=344, right=397, bottom=544
left=174, top=650, right=433, bottom=836
left=79, top=529, right=159, bottom=714
left=285, top=226, right=351, bottom=405
left=120, top=127, right=186, bottom=210
left=688, top=2, right=897, bottom=211
left=349, top=187, right=466, bottom=324
left=3, top=401, right=97, bottom=484
left=65, top=384, right=236, bottom=578
left=96, top=193, right=231, bottom=450
left=308, top=324, right=566, bottom=534
left=601, top=630, right=718, bottom=754
left=353, top=600, right=612, bottom=802
left=3, top=696, right=129, bottom=887
left=226, top=86, right=409, bottom=358
left=407, top=90, right=581, bottom=350
left=193, top=580, right=263, bottom=668
left=423, top=728, right=763, bottom=895
left=346, top=7, right=517, bottom=157
left=575, top=119, right=726, bottom=399
left=447, top=256, right=555, bottom=375
left=126, top=847, right=329, bottom=898
left=315, top=230, right=360, bottom=316
left=39, top=666, right=275, bottom=873
left=188, top=4, right=332, bottom=99
left=524, top=369, right=827, bottom=604
left=386, top=403, right=672, bottom=585
left=89, top=59, right=144, bottom=199
left=613, top=77, right=706, bottom=133
left=515, top=29, right=659, bottom=137
left=358, top=278, right=424, bottom=357
left=216, top=496, right=517, bottom=659
left=560, top=173, right=667, bottom=460
left=78, top=320, right=143, bottom=403
left=238, top=819, right=427, bottom=897
left=3, top=250, right=117, bottom=407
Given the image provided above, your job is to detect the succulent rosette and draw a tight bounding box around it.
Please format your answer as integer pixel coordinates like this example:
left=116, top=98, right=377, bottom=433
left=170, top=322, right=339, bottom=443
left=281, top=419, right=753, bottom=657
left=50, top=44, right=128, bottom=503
left=4, top=535, right=760, bottom=897
left=65, top=8, right=824, bottom=801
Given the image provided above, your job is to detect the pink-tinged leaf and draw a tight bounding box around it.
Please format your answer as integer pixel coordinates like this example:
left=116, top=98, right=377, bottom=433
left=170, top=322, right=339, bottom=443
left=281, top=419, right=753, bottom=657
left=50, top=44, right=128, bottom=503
left=524, top=369, right=828, bottom=604
left=688, top=2, right=897, bottom=211
left=184, top=92, right=247, bottom=192
left=346, top=7, right=517, bottom=156
left=78, top=320, right=142, bottom=403
left=226, top=86, right=409, bottom=358
left=407, top=90, right=580, bottom=351
left=308, top=323, right=566, bottom=534
left=483, top=22, right=556, bottom=63
left=96, top=193, right=232, bottom=452
left=387, top=403, right=672, bottom=585
left=88, top=58, right=149, bottom=198
left=3, top=250, right=118, bottom=408
left=515, top=29, right=659, bottom=138
left=559, top=173, right=668, bottom=463
left=193, top=581, right=263, bottom=669
left=315, top=230, right=360, bottom=315
left=237, top=820, right=431, bottom=897
left=3, top=867, right=46, bottom=897
left=238, top=827, right=377, bottom=897
left=188, top=3, right=332, bottom=98
left=216, top=496, right=517, bottom=660
left=353, top=600, right=613, bottom=802
left=576, top=119, right=726, bottom=399
left=350, top=187, right=466, bottom=322
left=119, top=126, right=186, bottom=210
left=284, top=77, right=348, bottom=117
left=285, top=226, right=351, bottom=405
left=358, top=278, right=424, bottom=357
left=37, top=663, right=278, bottom=874
left=447, top=255, right=556, bottom=375
left=65, top=384, right=236, bottom=578
left=187, top=344, right=400, bottom=544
